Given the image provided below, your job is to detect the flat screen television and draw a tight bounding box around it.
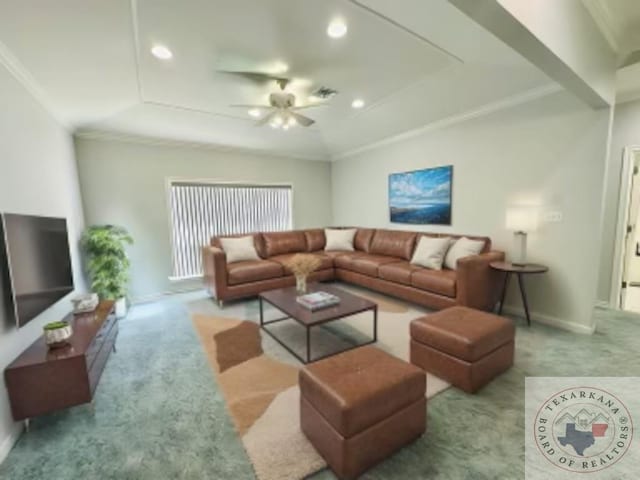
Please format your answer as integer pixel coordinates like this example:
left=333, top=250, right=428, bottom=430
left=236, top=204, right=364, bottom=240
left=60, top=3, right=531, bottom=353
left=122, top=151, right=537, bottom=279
left=0, top=213, right=74, bottom=328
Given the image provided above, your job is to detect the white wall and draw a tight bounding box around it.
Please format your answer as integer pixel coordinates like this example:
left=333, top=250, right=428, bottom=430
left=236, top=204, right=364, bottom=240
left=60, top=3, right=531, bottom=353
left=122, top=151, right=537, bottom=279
left=598, top=99, right=640, bottom=303
left=332, top=90, right=610, bottom=333
left=74, top=135, right=333, bottom=301
left=0, top=64, right=86, bottom=460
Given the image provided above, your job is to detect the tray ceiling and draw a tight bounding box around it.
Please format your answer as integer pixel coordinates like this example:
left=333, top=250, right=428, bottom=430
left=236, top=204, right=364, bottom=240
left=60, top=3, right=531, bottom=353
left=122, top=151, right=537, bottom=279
left=0, top=0, right=552, bottom=159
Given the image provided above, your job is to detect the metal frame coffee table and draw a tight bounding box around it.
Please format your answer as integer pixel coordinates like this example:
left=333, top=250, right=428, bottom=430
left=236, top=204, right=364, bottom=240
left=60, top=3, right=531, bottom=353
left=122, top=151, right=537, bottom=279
left=259, top=283, right=377, bottom=364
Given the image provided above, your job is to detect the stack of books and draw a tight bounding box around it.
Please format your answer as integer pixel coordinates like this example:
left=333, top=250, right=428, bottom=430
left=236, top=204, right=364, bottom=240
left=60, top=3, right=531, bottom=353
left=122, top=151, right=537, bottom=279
left=296, top=291, right=340, bottom=311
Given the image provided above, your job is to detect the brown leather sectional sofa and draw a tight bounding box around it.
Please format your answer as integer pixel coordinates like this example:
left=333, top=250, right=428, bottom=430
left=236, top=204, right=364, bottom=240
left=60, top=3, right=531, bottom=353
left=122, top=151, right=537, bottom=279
left=202, top=228, right=505, bottom=311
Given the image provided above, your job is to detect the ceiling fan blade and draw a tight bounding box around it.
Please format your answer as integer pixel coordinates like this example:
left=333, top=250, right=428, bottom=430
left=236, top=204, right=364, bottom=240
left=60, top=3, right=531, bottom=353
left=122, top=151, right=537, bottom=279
left=230, top=104, right=271, bottom=109
left=290, top=103, right=329, bottom=111
left=289, top=111, right=315, bottom=127
left=218, top=70, right=289, bottom=88
left=256, top=110, right=278, bottom=126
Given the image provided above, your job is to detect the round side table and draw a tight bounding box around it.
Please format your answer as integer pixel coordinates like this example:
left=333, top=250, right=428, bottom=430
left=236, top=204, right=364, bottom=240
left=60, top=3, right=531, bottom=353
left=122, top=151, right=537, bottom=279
left=489, top=261, right=548, bottom=326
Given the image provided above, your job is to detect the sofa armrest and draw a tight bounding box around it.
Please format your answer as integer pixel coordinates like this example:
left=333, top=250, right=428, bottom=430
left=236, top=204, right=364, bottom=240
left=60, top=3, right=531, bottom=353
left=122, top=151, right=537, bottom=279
left=202, top=246, right=228, bottom=300
left=455, top=251, right=506, bottom=311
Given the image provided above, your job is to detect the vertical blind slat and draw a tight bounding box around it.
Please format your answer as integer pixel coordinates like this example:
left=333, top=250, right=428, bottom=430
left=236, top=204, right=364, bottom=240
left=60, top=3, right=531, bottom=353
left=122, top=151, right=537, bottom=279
left=168, top=183, right=292, bottom=278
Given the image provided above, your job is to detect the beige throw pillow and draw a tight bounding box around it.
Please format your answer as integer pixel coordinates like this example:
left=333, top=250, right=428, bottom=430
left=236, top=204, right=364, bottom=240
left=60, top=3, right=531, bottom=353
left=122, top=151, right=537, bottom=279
left=324, top=228, right=356, bottom=251
left=219, top=236, right=260, bottom=263
left=410, top=236, right=451, bottom=270
left=444, top=237, right=485, bottom=270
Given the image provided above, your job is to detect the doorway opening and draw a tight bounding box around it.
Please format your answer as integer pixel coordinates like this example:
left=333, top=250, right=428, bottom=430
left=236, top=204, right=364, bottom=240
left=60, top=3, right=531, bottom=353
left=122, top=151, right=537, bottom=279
left=612, top=147, right=640, bottom=312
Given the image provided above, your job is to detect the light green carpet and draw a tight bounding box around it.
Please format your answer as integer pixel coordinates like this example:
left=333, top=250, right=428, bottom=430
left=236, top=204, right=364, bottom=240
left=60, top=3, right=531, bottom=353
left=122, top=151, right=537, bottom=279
left=1, top=288, right=640, bottom=479
left=0, top=297, right=253, bottom=480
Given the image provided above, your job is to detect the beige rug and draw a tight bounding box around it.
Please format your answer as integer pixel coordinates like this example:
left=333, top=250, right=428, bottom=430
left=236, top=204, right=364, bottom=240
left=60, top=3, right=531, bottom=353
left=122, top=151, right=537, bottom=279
left=191, top=286, right=450, bottom=480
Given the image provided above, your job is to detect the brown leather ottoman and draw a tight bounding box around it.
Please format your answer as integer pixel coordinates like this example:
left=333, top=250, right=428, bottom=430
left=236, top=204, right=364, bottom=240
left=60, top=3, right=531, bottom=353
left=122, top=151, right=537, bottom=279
left=299, top=346, right=426, bottom=479
left=410, top=306, right=515, bottom=393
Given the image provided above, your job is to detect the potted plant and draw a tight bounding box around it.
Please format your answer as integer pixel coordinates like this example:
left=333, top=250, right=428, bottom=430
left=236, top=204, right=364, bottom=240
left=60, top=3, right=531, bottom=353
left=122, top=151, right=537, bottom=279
left=43, top=320, right=73, bottom=348
left=81, top=225, right=133, bottom=318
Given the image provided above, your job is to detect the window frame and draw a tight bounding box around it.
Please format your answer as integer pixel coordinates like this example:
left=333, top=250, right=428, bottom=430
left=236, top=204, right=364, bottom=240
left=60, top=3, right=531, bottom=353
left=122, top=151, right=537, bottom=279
left=165, top=177, right=294, bottom=281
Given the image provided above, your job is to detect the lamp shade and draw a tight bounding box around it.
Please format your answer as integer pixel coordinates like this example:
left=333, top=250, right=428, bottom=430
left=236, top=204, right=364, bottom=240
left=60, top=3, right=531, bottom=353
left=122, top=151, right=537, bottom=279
left=506, top=207, right=538, bottom=233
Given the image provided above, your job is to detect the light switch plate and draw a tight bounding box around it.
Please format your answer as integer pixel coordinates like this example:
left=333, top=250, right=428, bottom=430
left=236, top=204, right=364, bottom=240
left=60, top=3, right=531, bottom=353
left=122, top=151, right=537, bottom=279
left=543, top=211, right=562, bottom=222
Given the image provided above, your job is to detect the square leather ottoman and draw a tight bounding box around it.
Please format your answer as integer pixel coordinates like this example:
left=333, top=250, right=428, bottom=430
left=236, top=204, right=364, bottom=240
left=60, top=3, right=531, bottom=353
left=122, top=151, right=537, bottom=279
left=410, top=306, right=515, bottom=393
left=299, top=346, right=426, bottom=479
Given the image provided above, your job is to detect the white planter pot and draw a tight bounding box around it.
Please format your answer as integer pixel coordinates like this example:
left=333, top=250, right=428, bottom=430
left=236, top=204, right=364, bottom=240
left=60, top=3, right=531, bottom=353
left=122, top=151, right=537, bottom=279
left=44, top=324, right=73, bottom=348
left=115, top=297, right=128, bottom=318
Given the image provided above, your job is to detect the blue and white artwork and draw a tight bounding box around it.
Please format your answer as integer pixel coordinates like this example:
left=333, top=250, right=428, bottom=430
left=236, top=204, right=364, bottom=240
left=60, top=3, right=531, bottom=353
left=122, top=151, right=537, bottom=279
left=389, top=166, right=452, bottom=225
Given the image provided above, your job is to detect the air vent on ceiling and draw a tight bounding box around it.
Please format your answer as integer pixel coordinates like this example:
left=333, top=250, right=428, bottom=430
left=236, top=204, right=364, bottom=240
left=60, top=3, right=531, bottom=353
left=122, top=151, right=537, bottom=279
left=311, top=87, right=338, bottom=99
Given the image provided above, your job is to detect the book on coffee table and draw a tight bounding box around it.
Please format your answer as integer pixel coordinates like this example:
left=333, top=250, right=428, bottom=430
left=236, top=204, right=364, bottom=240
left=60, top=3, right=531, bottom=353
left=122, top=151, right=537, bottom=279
left=296, top=291, right=340, bottom=311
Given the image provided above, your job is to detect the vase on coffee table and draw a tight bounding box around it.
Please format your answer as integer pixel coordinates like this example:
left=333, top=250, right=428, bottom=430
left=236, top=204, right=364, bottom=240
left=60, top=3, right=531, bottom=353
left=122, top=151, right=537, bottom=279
left=285, top=254, right=321, bottom=296
left=296, top=274, right=308, bottom=295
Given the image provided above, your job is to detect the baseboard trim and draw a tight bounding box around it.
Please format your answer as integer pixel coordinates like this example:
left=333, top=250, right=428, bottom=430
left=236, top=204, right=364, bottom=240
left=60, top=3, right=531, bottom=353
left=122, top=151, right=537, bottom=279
left=502, top=306, right=595, bottom=335
left=0, top=424, right=22, bottom=465
left=131, top=285, right=204, bottom=305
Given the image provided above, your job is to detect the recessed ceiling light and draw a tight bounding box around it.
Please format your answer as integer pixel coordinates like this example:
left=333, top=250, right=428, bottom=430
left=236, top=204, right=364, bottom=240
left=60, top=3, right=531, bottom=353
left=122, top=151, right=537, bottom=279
left=327, top=19, right=348, bottom=38
left=151, top=44, right=173, bottom=60
left=351, top=98, right=365, bottom=109
left=248, top=109, right=261, bottom=118
left=272, top=61, right=289, bottom=74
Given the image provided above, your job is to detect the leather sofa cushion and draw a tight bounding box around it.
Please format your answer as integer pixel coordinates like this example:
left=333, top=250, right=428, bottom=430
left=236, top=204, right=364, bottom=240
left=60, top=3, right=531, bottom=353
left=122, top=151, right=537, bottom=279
left=304, top=229, right=326, bottom=252
left=411, top=269, right=457, bottom=297
left=334, top=252, right=368, bottom=270
left=354, top=228, right=375, bottom=252
left=369, top=229, right=417, bottom=260
left=336, top=253, right=397, bottom=277
left=270, top=253, right=333, bottom=273
left=323, top=250, right=351, bottom=259
left=227, top=260, right=284, bottom=285
left=299, top=346, right=426, bottom=437
left=378, top=261, right=421, bottom=286
left=410, top=307, right=515, bottom=362
left=262, top=231, right=307, bottom=257
left=352, top=255, right=402, bottom=277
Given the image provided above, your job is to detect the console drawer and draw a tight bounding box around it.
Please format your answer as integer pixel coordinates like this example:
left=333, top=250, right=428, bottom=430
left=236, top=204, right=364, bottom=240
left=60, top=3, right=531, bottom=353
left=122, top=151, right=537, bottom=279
left=86, top=314, right=116, bottom=368
left=88, top=322, right=118, bottom=395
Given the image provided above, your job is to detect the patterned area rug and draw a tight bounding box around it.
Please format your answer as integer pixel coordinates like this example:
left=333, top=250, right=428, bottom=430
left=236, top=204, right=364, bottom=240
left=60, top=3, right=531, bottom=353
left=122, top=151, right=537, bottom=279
left=191, top=285, right=450, bottom=480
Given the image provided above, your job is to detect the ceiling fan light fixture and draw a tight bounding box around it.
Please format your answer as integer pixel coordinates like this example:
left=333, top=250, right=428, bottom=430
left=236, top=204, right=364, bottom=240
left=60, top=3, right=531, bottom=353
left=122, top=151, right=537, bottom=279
left=288, top=116, right=297, bottom=127
left=151, top=44, right=173, bottom=60
left=327, top=19, right=348, bottom=39
left=351, top=98, right=365, bottom=109
left=248, top=108, right=261, bottom=118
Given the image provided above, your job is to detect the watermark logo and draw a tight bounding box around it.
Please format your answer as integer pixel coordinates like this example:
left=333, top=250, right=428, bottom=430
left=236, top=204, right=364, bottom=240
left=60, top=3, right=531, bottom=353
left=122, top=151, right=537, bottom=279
left=532, top=385, right=633, bottom=474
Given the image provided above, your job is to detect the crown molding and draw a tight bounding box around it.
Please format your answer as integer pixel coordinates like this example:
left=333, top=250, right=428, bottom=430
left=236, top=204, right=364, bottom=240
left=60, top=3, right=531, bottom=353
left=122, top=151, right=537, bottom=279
left=331, top=83, right=563, bottom=161
left=73, top=129, right=330, bottom=162
left=0, top=39, right=69, bottom=130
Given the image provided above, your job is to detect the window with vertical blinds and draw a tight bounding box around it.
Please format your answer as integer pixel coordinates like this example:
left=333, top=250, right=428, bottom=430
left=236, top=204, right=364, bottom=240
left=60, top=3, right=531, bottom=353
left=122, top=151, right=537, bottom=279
left=168, top=181, right=292, bottom=279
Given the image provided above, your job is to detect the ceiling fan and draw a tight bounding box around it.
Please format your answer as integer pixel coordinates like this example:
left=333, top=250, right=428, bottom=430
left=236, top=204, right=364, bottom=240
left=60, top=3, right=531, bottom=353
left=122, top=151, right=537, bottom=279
left=220, top=71, right=329, bottom=129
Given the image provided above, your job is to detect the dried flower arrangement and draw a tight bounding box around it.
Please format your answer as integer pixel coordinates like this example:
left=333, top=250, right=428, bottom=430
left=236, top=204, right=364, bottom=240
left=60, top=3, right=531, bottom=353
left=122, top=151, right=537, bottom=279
left=285, top=254, right=321, bottom=294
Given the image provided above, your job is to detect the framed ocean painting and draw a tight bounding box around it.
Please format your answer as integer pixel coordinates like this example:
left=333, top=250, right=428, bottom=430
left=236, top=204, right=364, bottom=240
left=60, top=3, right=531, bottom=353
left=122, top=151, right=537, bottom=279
left=389, top=165, right=452, bottom=225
